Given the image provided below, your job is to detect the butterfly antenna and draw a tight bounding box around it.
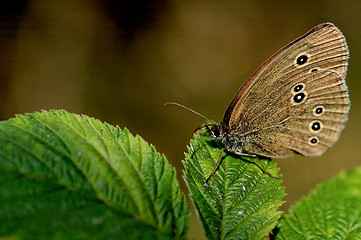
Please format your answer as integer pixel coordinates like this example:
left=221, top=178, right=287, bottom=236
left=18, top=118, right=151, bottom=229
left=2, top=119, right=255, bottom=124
left=165, top=102, right=212, bottom=122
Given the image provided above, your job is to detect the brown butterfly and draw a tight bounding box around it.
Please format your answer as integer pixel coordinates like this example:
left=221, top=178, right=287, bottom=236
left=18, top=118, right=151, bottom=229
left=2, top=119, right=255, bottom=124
left=167, top=23, right=349, bottom=182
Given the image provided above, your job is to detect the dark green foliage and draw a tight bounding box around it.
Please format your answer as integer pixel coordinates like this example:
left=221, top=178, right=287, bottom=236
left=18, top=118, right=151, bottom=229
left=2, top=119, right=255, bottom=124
left=2, top=109, right=361, bottom=240
left=183, top=133, right=285, bottom=240
left=275, top=166, right=361, bottom=240
left=0, top=110, right=189, bottom=239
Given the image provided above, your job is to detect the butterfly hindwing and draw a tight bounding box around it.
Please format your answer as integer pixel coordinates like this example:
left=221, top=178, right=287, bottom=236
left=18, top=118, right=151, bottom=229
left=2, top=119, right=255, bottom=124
left=223, top=23, right=349, bottom=157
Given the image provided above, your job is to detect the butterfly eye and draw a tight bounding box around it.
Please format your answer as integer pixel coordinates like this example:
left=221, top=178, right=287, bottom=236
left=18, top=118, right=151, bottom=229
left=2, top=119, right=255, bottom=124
left=212, top=127, right=221, bottom=138
left=292, top=83, right=306, bottom=94
left=312, top=122, right=321, bottom=131
left=309, top=136, right=319, bottom=145
left=313, top=106, right=325, bottom=116
left=296, top=55, right=308, bottom=65
left=294, top=52, right=311, bottom=67
left=291, top=83, right=307, bottom=105
left=293, top=92, right=306, bottom=103
left=308, top=67, right=321, bottom=74
left=309, top=120, right=323, bottom=132
left=294, top=85, right=303, bottom=92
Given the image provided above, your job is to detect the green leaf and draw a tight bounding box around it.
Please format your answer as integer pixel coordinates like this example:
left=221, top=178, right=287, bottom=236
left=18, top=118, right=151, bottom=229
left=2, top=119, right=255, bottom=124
left=0, top=110, right=189, bottom=239
left=183, top=133, right=285, bottom=240
left=275, top=166, right=361, bottom=240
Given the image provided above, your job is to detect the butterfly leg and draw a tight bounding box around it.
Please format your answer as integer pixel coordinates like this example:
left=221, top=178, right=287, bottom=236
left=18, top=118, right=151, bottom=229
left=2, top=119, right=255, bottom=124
left=239, top=153, right=283, bottom=180
left=205, top=148, right=225, bottom=184
left=193, top=126, right=204, bottom=134
left=205, top=149, right=282, bottom=183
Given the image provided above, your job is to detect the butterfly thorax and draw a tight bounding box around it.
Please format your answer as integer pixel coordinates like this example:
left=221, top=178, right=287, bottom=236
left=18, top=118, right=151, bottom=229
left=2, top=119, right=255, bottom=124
left=207, top=123, right=246, bottom=154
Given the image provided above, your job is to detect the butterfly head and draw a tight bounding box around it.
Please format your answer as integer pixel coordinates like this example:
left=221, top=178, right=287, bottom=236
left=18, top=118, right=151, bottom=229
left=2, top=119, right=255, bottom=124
left=206, top=124, right=220, bottom=139
left=206, top=123, right=247, bottom=154
left=206, top=123, right=229, bottom=142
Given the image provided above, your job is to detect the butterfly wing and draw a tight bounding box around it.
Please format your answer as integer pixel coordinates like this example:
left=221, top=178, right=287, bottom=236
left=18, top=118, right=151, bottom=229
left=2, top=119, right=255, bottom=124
left=223, top=23, right=349, bottom=157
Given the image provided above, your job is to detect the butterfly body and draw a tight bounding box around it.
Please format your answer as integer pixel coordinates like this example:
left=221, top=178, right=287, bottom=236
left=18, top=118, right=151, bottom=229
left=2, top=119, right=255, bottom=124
left=208, top=123, right=251, bottom=156
left=208, top=23, right=349, bottom=159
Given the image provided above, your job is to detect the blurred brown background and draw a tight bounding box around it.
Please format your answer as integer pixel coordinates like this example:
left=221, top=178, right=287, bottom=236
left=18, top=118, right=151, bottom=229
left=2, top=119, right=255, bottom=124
left=1, top=0, right=360, bottom=239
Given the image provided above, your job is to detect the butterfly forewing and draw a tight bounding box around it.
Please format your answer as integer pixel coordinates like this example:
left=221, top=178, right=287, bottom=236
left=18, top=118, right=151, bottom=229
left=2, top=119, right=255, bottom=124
left=223, top=23, right=349, bottom=157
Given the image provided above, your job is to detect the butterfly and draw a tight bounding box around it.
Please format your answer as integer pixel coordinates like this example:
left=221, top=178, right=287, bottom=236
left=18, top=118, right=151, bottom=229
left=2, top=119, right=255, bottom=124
left=167, top=23, right=349, bottom=182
